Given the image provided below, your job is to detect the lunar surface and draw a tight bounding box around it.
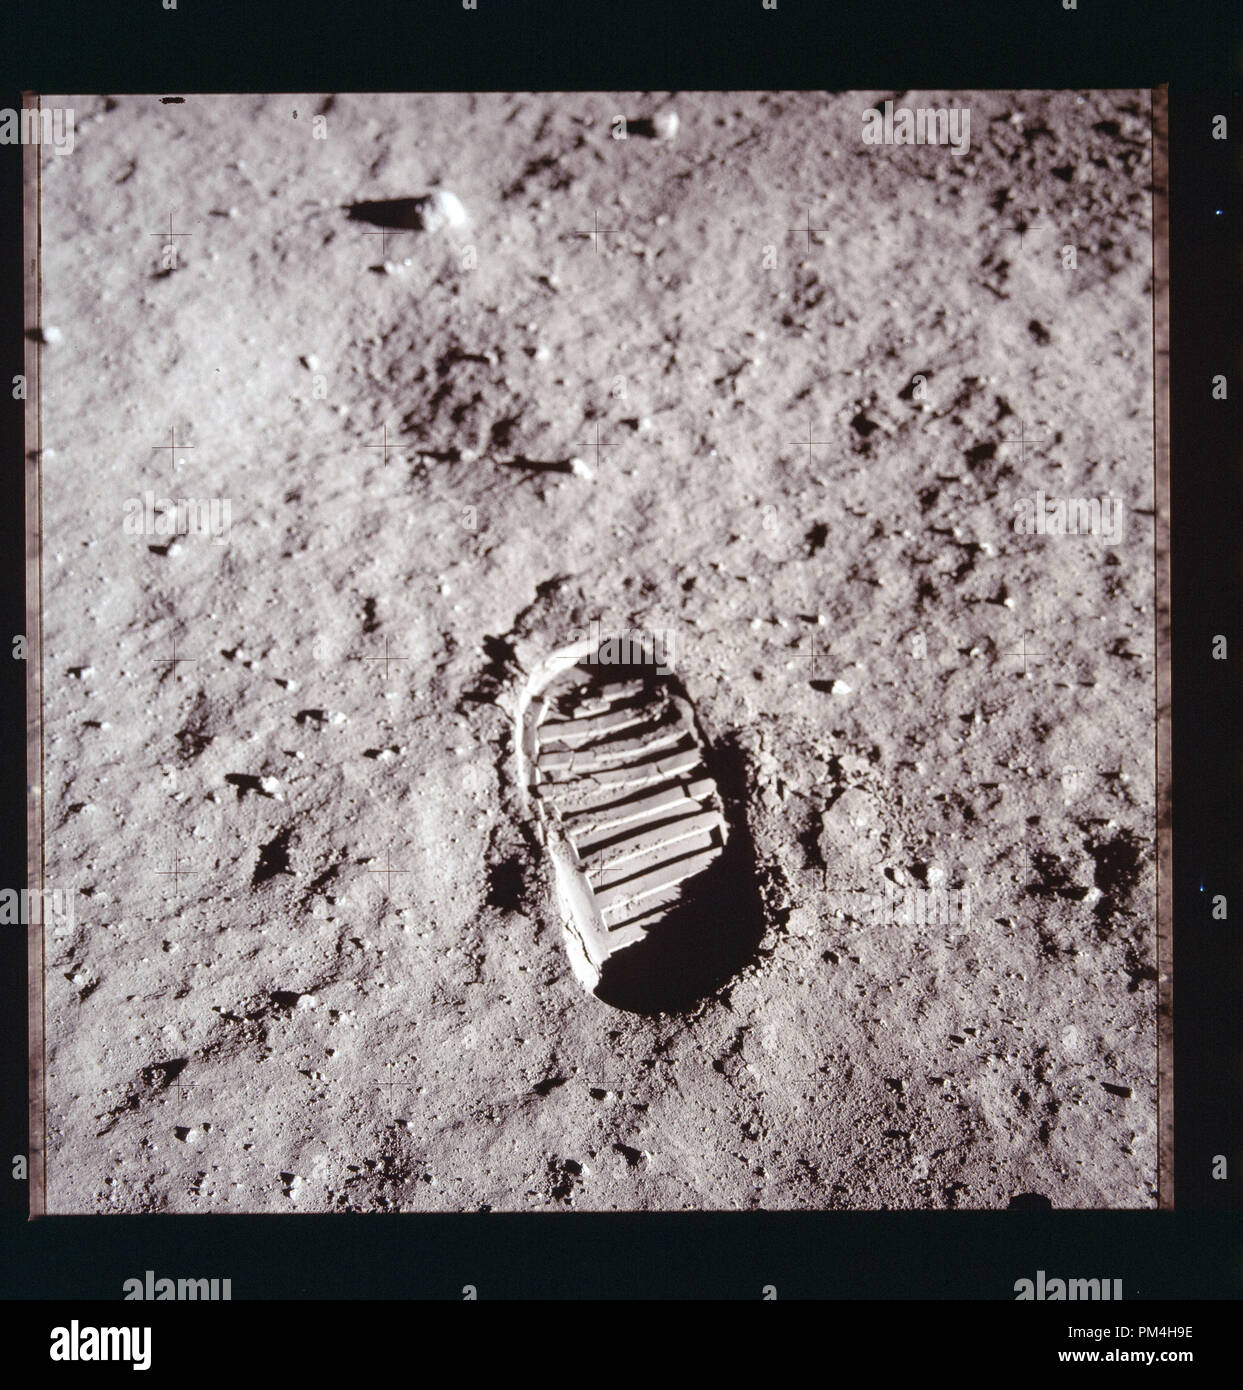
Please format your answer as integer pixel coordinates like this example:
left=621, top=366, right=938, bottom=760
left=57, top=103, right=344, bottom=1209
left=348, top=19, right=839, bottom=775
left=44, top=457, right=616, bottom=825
left=34, top=90, right=1158, bottom=1211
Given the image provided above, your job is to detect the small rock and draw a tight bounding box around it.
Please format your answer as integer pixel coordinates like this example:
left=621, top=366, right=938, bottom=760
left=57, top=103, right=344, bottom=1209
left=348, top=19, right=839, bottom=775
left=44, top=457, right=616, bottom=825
left=568, top=457, right=594, bottom=480
left=419, top=188, right=469, bottom=232
left=38, top=325, right=63, bottom=345
left=652, top=110, right=679, bottom=141
left=299, top=354, right=320, bottom=372
left=827, top=788, right=875, bottom=831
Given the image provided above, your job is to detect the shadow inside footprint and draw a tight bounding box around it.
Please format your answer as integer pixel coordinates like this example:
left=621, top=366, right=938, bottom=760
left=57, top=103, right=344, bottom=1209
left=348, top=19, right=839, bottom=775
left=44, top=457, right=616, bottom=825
left=593, top=828, right=766, bottom=1015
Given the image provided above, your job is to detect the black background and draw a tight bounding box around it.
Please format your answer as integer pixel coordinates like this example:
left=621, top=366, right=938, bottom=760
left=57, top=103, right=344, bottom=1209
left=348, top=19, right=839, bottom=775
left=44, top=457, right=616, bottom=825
left=0, top=0, right=1239, bottom=1308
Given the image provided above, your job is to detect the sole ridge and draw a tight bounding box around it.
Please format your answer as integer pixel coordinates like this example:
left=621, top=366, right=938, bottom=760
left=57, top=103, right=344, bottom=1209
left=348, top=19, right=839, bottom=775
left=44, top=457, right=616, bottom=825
left=579, top=807, right=724, bottom=875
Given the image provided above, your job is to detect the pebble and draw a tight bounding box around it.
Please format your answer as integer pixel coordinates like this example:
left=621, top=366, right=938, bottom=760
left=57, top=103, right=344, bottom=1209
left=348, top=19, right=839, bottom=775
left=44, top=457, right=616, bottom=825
left=420, top=187, right=469, bottom=232
left=652, top=110, right=679, bottom=141
left=824, top=788, right=875, bottom=832
left=299, top=354, right=320, bottom=372
left=38, top=325, right=63, bottom=345
left=569, top=457, right=594, bottom=480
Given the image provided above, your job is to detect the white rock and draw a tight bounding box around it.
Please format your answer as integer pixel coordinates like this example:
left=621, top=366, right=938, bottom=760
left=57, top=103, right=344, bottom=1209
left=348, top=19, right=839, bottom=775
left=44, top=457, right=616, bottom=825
left=569, top=457, right=594, bottom=480
left=421, top=188, right=469, bottom=232
left=653, top=110, right=679, bottom=141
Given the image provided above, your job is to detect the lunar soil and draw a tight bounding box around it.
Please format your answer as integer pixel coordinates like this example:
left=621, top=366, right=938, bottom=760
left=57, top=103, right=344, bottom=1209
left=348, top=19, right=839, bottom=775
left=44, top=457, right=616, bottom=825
left=35, top=90, right=1157, bottom=1211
